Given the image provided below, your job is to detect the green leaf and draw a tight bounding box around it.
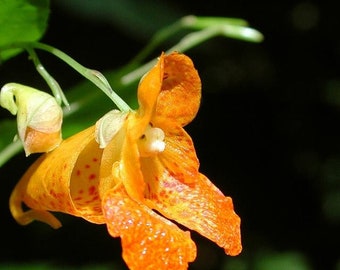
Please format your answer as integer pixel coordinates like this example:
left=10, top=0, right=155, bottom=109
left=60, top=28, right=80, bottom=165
left=0, top=0, right=50, bottom=62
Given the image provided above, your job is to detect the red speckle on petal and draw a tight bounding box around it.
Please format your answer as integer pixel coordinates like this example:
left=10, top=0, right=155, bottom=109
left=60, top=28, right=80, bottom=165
left=159, top=189, right=169, bottom=199
left=88, top=173, right=96, bottom=180
left=150, top=192, right=158, bottom=200
left=168, top=170, right=185, bottom=182
left=88, top=186, right=96, bottom=195
left=88, top=195, right=100, bottom=202
left=49, top=190, right=56, bottom=197
left=85, top=164, right=90, bottom=169
left=93, top=206, right=101, bottom=212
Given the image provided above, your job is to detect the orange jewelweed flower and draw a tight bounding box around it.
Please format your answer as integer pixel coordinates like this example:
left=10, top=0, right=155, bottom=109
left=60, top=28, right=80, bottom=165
left=9, top=52, right=242, bottom=269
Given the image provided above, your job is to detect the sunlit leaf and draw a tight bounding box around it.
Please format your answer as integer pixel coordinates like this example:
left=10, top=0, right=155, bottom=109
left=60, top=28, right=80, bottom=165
left=0, top=0, right=50, bottom=62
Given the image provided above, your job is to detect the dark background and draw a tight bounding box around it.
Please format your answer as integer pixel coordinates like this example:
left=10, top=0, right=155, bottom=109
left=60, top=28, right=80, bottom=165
left=0, top=1, right=339, bottom=269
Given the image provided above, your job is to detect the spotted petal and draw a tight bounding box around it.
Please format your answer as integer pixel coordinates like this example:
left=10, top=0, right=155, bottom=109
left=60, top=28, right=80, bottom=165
left=153, top=52, right=201, bottom=128
left=10, top=126, right=105, bottom=228
left=137, top=53, right=164, bottom=129
left=157, top=125, right=199, bottom=185
left=102, top=185, right=197, bottom=270
left=142, top=158, right=242, bottom=256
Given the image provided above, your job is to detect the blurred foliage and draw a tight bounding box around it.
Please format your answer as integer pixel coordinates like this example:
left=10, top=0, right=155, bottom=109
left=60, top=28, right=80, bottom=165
left=0, top=0, right=339, bottom=270
left=0, top=0, right=49, bottom=61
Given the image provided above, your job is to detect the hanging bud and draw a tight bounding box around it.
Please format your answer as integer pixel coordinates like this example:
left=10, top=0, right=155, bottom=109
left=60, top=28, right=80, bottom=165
left=0, top=83, right=63, bottom=156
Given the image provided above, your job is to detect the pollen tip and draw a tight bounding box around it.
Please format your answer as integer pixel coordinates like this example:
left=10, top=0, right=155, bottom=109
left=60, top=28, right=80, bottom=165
left=138, top=125, right=166, bottom=157
left=151, top=140, right=165, bottom=153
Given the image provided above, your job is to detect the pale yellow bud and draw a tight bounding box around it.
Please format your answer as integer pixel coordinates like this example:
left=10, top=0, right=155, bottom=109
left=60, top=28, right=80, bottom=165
left=95, top=109, right=128, bottom=148
left=0, top=83, right=63, bottom=156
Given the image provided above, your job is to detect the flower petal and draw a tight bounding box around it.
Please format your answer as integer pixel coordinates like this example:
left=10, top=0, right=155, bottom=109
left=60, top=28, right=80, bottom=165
left=157, top=126, right=199, bottom=184
left=10, top=126, right=105, bottom=228
left=102, top=185, right=197, bottom=270
left=153, top=52, right=201, bottom=127
left=24, top=127, right=62, bottom=155
left=69, top=131, right=104, bottom=222
left=117, top=53, right=165, bottom=202
left=118, top=113, right=146, bottom=202
left=137, top=53, right=164, bottom=126
left=98, top=121, right=126, bottom=197
left=142, top=158, right=242, bottom=256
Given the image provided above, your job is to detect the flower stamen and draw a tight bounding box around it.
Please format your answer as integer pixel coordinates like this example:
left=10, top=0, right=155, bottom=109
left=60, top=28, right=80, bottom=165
left=138, top=125, right=165, bottom=157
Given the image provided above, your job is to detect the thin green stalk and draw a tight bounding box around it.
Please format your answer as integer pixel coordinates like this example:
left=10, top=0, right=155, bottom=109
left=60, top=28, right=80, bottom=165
left=0, top=140, right=22, bottom=168
left=26, top=47, right=69, bottom=108
left=121, top=22, right=263, bottom=86
left=0, top=42, right=131, bottom=112
left=120, top=27, right=217, bottom=86
left=30, top=42, right=131, bottom=112
left=120, top=26, right=220, bottom=85
left=126, top=15, right=251, bottom=67
left=126, top=16, right=186, bottom=65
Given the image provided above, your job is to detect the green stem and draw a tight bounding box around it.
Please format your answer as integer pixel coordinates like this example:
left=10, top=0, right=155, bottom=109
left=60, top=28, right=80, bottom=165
left=1, top=42, right=131, bottom=112
left=120, top=26, right=221, bottom=85
left=126, top=16, right=186, bottom=66
left=126, top=15, right=250, bottom=66
left=26, top=47, right=69, bottom=108
left=121, top=23, right=263, bottom=86
left=0, top=140, right=22, bottom=168
left=31, top=42, right=131, bottom=112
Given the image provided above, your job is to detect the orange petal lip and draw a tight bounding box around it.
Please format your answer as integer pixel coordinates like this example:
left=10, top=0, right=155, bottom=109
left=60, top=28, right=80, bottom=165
left=154, top=52, right=201, bottom=127
left=9, top=126, right=105, bottom=228
left=141, top=155, right=242, bottom=256
left=103, top=185, right=197, bottom=270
